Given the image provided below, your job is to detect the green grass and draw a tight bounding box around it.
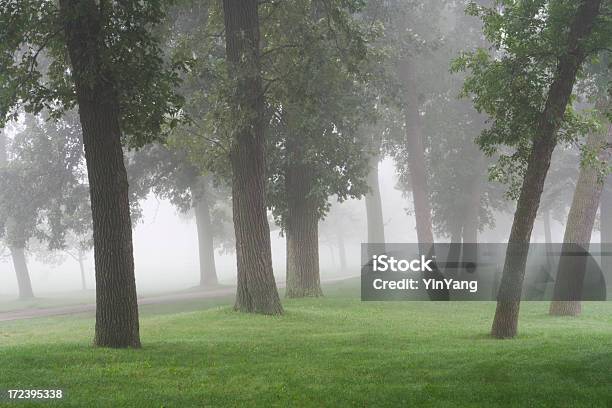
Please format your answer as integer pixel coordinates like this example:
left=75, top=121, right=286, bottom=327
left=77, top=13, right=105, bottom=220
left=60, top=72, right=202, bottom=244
left=1, top=281, right=611, bottom=407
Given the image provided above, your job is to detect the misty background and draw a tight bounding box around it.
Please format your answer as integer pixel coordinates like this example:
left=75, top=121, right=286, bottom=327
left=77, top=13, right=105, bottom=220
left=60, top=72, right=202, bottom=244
left=0, top=156, right=572, bottom=297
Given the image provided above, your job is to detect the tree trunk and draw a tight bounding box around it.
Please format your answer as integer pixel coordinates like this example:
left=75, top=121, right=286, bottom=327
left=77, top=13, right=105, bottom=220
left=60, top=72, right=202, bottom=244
left=194, top=191, right=218, bottom=288
left=328, top=243, right=337, bottom=269
left=337, top=231, right=347, bottom=273
left=601, top=166, right=612, bottom=293
left=463, top=178, right=480, bottom=244
left=462, top=177, right=480, bottom=267
left=78, top=253, right=87, bottom=291
left=285, top=164, right=322, bottom=298
left=60, top=0, right=140, bottom=348
left=403, top=67, right=434, bottom=246
left=450, top=222, right=462, bottom=244
left=1, top=127, right=34, bottom=299
left=0, top=129, right=6, bottom=164
left=10, top=246, right=34, bottom=300
left=550, top=124, right=612, bottom=316
left=543, top=210, right=553, bottom=245
left=543, top=210, right=555, bottom=272
left=447, top=221, right=462, bottom=270
left=365, top=152, right=386, bottom=244
left=491, top=0, right=602, bottom=338
left=223, top=0, right=283, bottom=314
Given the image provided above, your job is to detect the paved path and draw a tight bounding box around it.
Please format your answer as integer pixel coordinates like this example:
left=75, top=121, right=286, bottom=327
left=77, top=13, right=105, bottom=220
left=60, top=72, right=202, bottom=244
left=0, top=275, right=357, bottom=322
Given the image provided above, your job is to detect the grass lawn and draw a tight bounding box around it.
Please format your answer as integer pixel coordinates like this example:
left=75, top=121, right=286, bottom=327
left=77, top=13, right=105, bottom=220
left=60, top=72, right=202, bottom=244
left=1, top=280, right=611, bottom=407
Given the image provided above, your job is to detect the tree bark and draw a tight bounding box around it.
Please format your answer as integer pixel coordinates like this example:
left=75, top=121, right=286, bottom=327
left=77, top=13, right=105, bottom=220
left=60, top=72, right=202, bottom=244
left=78, top=252, right=87, bottom=291
left=403, top=67, right=434, bottom=246
left=365, top=152, right=386, bottom=244
left=285, top=163, right=323, bottom=297
left=337, top=230, right=347, bottom=273
left=0, top=129, right=6, bottom=165
left=193, top=186, right=218, bottom=288
left=463, top=178, right=480, bottom=244
left=60, top=0, right=140, bottom=348
left=601, top=165, right=612, bottom=294
left=462, top=177, right=481, bottom=267
left=550, top=124, right=612, bottom=316
left=491, top=0, right=602, bottom=338
left=10, top=245, right=34, bottom=300
left=543, top=210, right=555, bottom=271
left=223, top=0, right=283, bottom=314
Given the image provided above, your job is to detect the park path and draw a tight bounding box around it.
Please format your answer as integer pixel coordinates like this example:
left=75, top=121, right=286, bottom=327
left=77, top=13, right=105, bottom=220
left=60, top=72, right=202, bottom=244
left=0, top=275, right=356, bottom=322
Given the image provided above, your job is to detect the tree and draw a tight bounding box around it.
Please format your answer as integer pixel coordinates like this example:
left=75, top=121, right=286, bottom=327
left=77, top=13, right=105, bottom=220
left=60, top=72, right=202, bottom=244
left=168, top=1, right=374, bottom=299
left=364, top=128, right=386, bottom=245
left=263, top=0, right=375, bottom=297
left=0, top=127, right=34, bottom=299
left=222, top=0, right=283, bottom=314
left=129, top=143, right=234, bottom=287
left=454, top=0, right=608, bottom=338
left=319, top=200, right=364, bottom=273
left=369, top=0, right=454, bottom=248
left=388, top=1, right=505, bottom=248
left=549, top=123, right=612, bottom=315
left=0, top=113, right=88, bottom=299
left=0, top=126, right=34, bottom=299
left=0, top=0, right=184, bottom=347
left=550, top=55, right=612, bottom=316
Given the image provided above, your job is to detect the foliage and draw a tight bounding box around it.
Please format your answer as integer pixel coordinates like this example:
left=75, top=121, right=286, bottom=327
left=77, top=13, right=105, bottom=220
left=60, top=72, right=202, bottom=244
left=163, top=0, right=381, bottom=228
left=127, top=142, right=235, bottom=252
left=0, top=0, right=186, bottom=147
left=452, top=0, right=612, bottom=198
left=263, top=0, right=382, bottom=227
left=0, top=112, right=89, bottom=250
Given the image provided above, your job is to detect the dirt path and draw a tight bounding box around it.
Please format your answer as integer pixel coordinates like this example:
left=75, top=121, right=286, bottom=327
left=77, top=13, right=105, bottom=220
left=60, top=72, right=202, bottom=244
left=0, top=276, right=356, bottom=322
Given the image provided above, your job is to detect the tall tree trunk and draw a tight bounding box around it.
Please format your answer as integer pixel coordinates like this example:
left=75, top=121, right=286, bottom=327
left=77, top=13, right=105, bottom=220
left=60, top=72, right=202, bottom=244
left=0, top=129, right=6, bottom=164
left=10, top=245, right=34, bottom=300
left=60, top=0, right=140, bottom=348
left=543, top=210, right=555, bottom=271
left=550, top=124, right=612, bottom=316
left=601, top=167, right=612, bottom=293
left=328, top=243, right=337, bottom=269
left=450, top=222, right=463, bottom=244
left=462, top=177, right=481, bottom=267
left=0, top=130, right=34, bottom=299
left=543, top=210, right=553, bottom=245
left=285, top=163, right=322, bottom=298
left=78, top=253, right=87, bottom=291
left=463, top=178, right=480, bottom=244
left=491, top=0, right=602, bottom=338
left=403, top=67, right=434, bottom=246
left=194, top=193, right=218, bottom=287
left=365, top=152, right=386, bottom=244
left=447, top=221, right=462, bottom=270
left=223, top=0, right=283, bottom=314
left=337, top=230, right=347, bottom=273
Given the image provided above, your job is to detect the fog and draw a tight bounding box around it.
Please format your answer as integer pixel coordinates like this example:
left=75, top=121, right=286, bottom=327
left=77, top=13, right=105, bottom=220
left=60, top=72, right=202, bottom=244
left=0, top=160, right=400, bottom=296
left=0, top=0, right=605, bottom=307
left=0, top=155, right=579, bottom=298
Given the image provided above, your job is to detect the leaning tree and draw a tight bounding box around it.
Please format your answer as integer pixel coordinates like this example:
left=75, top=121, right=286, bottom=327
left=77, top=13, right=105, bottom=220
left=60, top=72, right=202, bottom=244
left=454, top=0, right=609, bottom=338
left=549, top=53, right=612, bottom=316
